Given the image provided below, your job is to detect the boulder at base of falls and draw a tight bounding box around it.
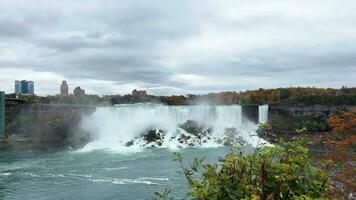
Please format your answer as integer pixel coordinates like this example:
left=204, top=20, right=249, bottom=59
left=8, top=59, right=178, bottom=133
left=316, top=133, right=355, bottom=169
left=125, top=140, right=134, bottom=147
left=223, top=135, right=247, bottom=146
left=143, top=129, right=165, bottom=146
left=180, top=120, right=212, bottom=137
left=177, top=134, right=191, bottom=144
left=125, top=129, right=167, bottom=147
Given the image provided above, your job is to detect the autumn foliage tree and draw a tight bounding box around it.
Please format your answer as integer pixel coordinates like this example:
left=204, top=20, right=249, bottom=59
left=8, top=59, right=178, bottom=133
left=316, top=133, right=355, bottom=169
left=188, top=87, right=356, bottom=106
left=328, top=110, right=356, bottom=135
left=327, top=110, right=356, bottom=194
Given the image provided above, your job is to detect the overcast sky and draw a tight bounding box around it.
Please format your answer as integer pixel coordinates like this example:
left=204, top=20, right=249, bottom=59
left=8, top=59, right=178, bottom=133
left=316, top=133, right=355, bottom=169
left=0, top=0, right=355, bottom=96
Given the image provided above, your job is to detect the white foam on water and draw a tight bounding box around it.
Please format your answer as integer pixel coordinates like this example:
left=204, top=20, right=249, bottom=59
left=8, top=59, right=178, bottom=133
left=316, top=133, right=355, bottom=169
left=68, top=173, right=93, bottom=178
left=137, top=177, right=170, bottom=181
left=90, top=177, right=163, bottom=185
left=80, top=104, right=269, bottom=152
left=103, top=167, right=128, bottom=171
left=77, top=140, right=144, bottom=153
left=0, top=172, right=11, bottom=176
left=23, top=172, right=38, bottom=177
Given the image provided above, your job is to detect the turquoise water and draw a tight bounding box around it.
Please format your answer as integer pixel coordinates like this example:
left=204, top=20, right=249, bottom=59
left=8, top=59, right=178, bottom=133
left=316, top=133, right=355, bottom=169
left=0, top=148, right=229, bottom=200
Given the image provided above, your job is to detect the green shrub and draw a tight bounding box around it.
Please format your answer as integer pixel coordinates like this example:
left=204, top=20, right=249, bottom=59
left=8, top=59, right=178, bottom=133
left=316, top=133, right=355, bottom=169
left=295, top=117, right=331, bottom=132
left=295, top=127, right=307, bottom=134
left=256, top=123, right=273, bottom=137
left=257, top=123, right=273, bottom=132
left=167, top=138, right=331, bottom=200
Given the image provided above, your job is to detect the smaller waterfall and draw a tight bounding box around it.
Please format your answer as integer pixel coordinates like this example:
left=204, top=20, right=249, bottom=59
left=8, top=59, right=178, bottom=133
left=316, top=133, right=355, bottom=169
left=258, top=105, right=269, bottom=123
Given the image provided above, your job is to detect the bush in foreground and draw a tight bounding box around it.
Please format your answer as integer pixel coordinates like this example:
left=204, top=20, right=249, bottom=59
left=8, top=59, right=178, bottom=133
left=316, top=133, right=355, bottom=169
left=156, top=138, right=332, bottom=199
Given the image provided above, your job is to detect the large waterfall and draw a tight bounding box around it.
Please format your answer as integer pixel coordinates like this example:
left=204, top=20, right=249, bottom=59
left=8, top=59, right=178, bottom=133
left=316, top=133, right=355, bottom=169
left=80, top=104, right=269, bottom=152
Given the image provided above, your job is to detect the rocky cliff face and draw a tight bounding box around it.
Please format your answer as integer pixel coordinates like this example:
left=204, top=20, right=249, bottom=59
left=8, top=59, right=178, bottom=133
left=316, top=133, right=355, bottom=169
left=268, top=105, right=356, bottom=131
left=269, top=105, right=356, bottom=118
left=4, top=104, right=96, bottom=150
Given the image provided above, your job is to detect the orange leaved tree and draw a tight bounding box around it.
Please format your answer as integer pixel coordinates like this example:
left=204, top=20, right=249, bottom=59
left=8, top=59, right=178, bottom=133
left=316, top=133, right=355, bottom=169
left=328, top=110, right=356, bottom=194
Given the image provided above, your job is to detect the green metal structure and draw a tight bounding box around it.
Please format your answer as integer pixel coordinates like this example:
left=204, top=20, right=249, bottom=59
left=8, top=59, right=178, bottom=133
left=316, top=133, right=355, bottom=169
left=0, top=91, right=4, bottom=138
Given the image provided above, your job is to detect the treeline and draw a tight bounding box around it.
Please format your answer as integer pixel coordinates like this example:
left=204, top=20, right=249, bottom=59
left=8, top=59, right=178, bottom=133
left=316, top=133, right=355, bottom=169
left=109, top=94, right=189, bottom=105
left=5, top=93, right=109, bottom=105
left=238, top=87, right=356, bottom=105
left=189, top=86, right=356, bottom=105
left=6, top=86, right=356, bottom=106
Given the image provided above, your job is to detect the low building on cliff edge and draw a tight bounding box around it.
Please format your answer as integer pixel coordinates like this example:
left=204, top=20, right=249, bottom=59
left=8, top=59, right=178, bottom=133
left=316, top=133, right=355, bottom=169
left=132, top=89, right=147, bottom=97
left=73, top=87, right=85, bottom=96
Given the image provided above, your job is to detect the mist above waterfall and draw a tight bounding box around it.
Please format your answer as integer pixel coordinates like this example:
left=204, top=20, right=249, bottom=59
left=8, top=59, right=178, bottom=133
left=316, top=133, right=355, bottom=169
left=80, top=104, right=269, bottom=152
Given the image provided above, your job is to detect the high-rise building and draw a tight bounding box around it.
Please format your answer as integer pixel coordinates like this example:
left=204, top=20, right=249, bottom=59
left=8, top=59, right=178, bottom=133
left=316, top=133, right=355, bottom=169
left=28, top=81, right=34, bottom=94
left=60, top=81, right=69, bottom=96
left=73, top=87, right=85, bottom=96
left=0, top=91, right=5, bottom=138
left=15, top=81, right=20, bottom=94
left=15, top=80, right=34, bottom=95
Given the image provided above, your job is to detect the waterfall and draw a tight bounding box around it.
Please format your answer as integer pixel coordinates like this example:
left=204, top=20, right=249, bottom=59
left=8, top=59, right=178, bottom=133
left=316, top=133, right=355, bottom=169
left=258, top=105, right=269, bottom=123
left=80, top=104, right=268, bottom=151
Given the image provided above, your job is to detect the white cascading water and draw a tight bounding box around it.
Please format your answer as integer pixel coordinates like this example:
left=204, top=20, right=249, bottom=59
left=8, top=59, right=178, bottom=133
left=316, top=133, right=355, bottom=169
left=258, top=105, right=269, bottom=123
left=80, top=104, right=269, bottom=152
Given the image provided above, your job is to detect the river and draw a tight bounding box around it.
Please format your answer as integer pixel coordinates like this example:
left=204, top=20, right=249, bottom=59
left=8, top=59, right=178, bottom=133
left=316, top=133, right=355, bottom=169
left=0, top=104, right=268, bottom=199
left=0, top=148, right=233, bottom=199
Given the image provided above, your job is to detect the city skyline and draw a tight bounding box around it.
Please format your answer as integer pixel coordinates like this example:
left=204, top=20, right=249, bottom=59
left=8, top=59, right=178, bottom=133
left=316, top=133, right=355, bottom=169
left=0, top=0, right=356, bottom=96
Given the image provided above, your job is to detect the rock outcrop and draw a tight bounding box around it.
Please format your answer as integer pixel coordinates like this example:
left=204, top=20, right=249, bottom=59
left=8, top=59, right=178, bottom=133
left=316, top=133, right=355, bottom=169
left=3, top=104, right=95, bottom=150
left=124, top=120, right=249, bottom=148
left=143, top=129, right=165, bottom=146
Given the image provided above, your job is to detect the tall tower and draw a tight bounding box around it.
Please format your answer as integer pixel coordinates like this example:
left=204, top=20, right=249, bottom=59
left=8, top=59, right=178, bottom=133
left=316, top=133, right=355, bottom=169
left=0, top=91, right=5, bottom=138
left=60, top=81, right=69, bottom=96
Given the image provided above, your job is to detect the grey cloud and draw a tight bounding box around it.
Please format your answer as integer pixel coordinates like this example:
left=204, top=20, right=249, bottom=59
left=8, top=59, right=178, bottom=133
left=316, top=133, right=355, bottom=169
left=0, top=19, right=30, bottom=38
left=0, top=0, right=355, bottom=95
left=36, top=35, right=88, bottom=51
left=34, top=33, right=152, bottom=53
left=86, top=32, right=103, bottom=39
left=66, top=55, right=171, bottom=83
left=179, top=43, right=356, bottom=77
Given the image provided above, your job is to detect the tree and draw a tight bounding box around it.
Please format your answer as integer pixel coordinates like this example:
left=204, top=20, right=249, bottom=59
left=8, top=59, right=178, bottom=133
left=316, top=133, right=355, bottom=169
left=169, top=138, right=331, bottom=200
left=327, top=110, right=356, bottom=194
left=328, top=110, right=356, bottom=135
